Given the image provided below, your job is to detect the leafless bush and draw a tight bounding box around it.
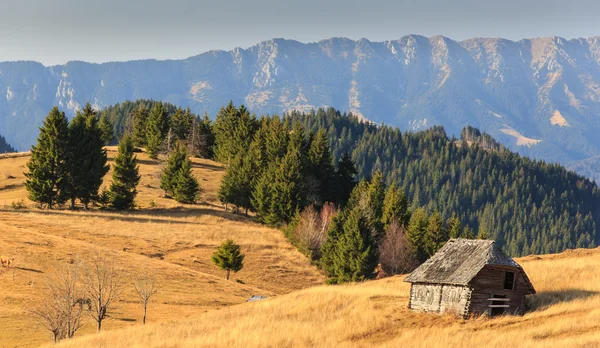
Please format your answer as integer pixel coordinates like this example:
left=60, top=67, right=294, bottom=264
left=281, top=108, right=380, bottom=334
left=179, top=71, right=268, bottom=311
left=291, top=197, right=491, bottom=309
left=132, top=270, right=159, bottom=325
left=32, top=263, right=86, bottom=342
left=82, top=253, right=124, bottom=332
left=378, top=220, right=418, bottom=275
left=292, top=203, right=337, bottom=260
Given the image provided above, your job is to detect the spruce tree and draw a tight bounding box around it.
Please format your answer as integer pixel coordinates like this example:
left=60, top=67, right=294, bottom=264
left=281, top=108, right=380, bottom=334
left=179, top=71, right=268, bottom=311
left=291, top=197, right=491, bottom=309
left=99, top=113, right=114, bottom=145
left=407, top=208, right=429, bottom=262
left=327, top=208, right=377, bottom=284
left=446, top=214, right=463, bottom=239
left=424, top=211, right=447, bottom=257
left=307, top=129, right=335, bottom=205
left=25, top=107, right=70, bottom=209
left=110, top=135, right=141, bottom=210
left=64, top=110, right=87, bottom=209
left=160, top=143, right=188, bottom=196
left=170, top=108, right=194, bottom=143
left=268, top=144, right=306, bottom=224
left=382, top=184, right=410, bottom=228
left=64, top=103, right=109, bottom=209
left=251, top=168, right=275, bottom=224
left=217, top=152, right=253, bottom=213
left=132, top=105, right=149, bottom=147
left=173, top=158, right=199, bottom=204
left=212, top=103, right=256, bottom=165
left=188, top=113, right=215, bottom=159
left=335, top=151, right=357, bottom=207
left=146, top=102, right=168, bottom=159
left=81, top=108, right=109, bottom=209
left=211, top=239, right=245, bottom=280
left=319, top=212, right=345, bottom=277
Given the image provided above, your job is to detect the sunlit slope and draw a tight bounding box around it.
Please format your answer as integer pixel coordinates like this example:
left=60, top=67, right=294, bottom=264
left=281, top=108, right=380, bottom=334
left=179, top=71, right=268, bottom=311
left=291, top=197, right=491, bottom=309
left=54, top=248, right=600, bottom=348
left=0, top=149, right=324, bottom=348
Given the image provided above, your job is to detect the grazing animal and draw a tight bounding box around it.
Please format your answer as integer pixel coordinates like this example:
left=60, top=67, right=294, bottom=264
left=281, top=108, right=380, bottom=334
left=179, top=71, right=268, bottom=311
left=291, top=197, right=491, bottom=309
left=0, top=256, right=15, bottom=268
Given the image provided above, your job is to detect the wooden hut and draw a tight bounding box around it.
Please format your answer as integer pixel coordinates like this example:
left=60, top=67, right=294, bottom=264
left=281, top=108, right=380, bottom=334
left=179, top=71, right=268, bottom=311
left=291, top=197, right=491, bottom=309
left=404, top=238, right=535, bottom=318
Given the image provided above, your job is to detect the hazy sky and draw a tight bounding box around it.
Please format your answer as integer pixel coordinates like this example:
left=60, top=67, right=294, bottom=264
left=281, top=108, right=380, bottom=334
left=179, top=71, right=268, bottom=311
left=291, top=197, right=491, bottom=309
left=1, top=0, right=599, bottom=66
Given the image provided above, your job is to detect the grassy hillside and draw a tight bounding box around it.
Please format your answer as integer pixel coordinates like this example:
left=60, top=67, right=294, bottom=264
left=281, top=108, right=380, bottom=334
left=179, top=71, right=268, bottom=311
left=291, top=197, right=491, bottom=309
left=0, top=148, right=324, bottom=348
left=52, top=247, right=600, bottom=348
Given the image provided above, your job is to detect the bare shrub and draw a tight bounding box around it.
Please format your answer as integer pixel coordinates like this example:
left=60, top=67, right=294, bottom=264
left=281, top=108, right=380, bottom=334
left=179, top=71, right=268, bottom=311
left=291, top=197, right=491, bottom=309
left=292, top=203, right=337, bottom=260
left=82, top=253, right=124, bottom=332
left=32, top=263, right=87, bottom=342
left=378, top=220, right=418, bottom=275
left=132, top=270, right=159, bottom=325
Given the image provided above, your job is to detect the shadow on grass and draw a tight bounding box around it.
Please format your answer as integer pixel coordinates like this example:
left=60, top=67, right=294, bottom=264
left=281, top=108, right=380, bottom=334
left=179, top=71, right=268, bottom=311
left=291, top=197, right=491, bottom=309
left=190, top=162, right=224, bottom=172
left=15, top=267, right=44, bottom=273
left=527, top=289, right=600, bottom=311
left=115, top=318, right=137, bottom=322
left=0, top=204, right=254, bottom=225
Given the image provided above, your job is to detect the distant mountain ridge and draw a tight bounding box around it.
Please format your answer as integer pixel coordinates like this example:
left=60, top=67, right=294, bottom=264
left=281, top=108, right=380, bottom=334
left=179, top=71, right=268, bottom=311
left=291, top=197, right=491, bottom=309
left=3, top=35, right=600, bottom=173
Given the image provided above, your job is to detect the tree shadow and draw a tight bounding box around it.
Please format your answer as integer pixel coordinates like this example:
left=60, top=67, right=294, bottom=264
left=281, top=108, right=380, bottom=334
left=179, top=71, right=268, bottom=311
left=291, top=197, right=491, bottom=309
left=0, top=204, right=254, bottom=225
left=15, top=267, right=44, bottom=273
left=527, top=289, right=600, bottom=311
left=114, top=318, right=137, bottom=322
left=190, top=162, right=224, bottom=172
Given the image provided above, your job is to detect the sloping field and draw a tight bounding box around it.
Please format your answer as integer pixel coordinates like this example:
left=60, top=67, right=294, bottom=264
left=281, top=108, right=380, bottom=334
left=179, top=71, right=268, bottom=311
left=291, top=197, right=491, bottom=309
left=0, top=149, right=324, bottom=347
left=53, top=247, right=600, bottom=348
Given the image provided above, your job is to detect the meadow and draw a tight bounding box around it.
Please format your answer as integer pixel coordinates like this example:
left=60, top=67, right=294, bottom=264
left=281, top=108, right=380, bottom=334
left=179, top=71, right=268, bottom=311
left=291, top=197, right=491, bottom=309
left=0, top=149, right=324, bottom=347
left=53, top=248, right=600, bottom=348
left=2, top=149, right=600, bottom=348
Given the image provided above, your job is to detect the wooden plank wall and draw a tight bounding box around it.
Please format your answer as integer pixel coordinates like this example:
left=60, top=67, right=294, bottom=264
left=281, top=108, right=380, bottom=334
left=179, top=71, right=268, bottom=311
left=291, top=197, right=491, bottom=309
left=468, top=265, right=530, bottom=316
left=409, top=283, right=471, bottom=316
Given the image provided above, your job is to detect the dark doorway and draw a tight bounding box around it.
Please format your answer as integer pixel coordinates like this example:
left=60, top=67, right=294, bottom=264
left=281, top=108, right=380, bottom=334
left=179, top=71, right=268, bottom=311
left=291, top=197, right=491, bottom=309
left=489, top=294, right=507, bottom=316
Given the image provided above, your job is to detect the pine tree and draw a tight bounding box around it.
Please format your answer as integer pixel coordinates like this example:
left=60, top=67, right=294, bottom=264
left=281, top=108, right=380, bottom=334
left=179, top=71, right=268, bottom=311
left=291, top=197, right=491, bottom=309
left=251, top=169, right=274, bottom=223
left=25, top=107, right=70, bottom=209
left=170, top=108, right=194, bottom=143
left=99, top=113, right=114, bottom=145
left=64, top=110, right=87, bottom=209
left=213, top=102, right=239, bottom=164
left=64, top=103, right=109, bottom=209
left=146, top=102, right=168, bottom=159
left=407, top=208, right=429, bottom=262
left=463, top=226, right=475, bottom=239
left=160, top=143, right=188, bottom=196
left=173, top=158, right=199, bottom=204
left=327, top=208, right=377, bottom=284
left=188, top=113, right=215, bottom=159
left=424, top=211, right=447, bottom=257
left=319, top=212, right=345, bottom=277
left=132, top=105, right=149, bottom=147
left=307, top=129, right=336, bottom=205
left=335, top=151, right=357, bottom=207
left=79, top=104, right=109, bottom=209
left=446, top=214, right=463, bottom=239
left=217, top=152, right=253, bottom=213
left=382, top=185, right=410, bottom=228
left=268, top=144, right=306, bottom=224
left=211, top=239, right=245, bottom=280
left=110, top=135, right=141, bottom=210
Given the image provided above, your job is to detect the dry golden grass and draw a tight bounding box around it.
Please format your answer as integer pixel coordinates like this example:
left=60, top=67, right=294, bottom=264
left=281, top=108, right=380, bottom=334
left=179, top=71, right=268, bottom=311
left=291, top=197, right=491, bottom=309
left=4, top=149, right=600, bottom=348
left=0, top=149, right=324, bottom=347
left=51, top=247, right=600, bottom=348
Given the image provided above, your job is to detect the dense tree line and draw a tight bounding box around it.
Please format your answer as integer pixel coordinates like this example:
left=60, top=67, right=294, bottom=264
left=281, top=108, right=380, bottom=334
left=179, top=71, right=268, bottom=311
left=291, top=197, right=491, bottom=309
left=99, top=99, right=214, bottom=158
left=25, top=104, right=140, bottom=210
left=214, top=102, right=356, bottom=220
left=97, top=100, right=600, bottom=258
left=285, top=108, right=600, bottom=256
left=0, top=134, right=15, bottom=153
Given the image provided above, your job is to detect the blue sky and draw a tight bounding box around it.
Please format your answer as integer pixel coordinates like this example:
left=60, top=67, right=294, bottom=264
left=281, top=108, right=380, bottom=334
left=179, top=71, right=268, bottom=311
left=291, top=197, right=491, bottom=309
left=1, top=0, right=599, bottom=65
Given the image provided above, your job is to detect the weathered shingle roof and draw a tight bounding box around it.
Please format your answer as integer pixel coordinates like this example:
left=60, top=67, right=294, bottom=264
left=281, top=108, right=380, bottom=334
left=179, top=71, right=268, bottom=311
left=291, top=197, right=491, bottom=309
left=404, top=239, right=535, bottom=293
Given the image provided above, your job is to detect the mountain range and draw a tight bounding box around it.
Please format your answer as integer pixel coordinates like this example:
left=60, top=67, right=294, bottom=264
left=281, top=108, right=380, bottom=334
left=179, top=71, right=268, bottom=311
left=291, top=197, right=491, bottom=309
left=3, top=35, right=600, bottom=177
